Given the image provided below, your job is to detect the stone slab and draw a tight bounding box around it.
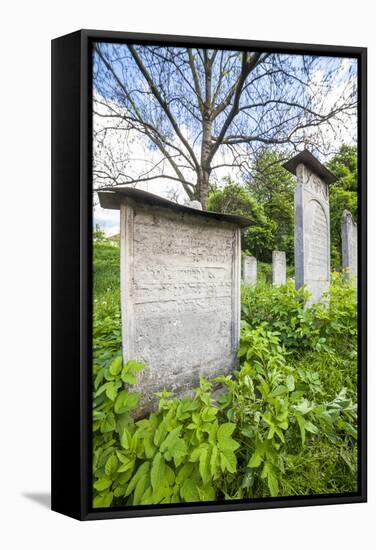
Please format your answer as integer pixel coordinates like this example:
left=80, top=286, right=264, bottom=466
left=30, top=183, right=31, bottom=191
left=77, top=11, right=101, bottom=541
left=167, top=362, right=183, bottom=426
left=242, top=256, right=257, bottom=286
left=119, top=199, right=242, bottom=415
left=341, top=210, right=357, bottom=281
left=272, top=251, right=286, bottom=286
left=293, top=162, right=331, bottom=305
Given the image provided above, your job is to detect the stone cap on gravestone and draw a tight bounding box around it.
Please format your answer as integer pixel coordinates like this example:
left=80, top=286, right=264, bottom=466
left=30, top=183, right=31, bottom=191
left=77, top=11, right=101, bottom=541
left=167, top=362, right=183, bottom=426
left=98, top=187, right=252, bottom=416
left=282, top=149, right=337, bottom=185
left=98, top=187, right=252, bottom=227
left=342, top=209, right=356, bottom=226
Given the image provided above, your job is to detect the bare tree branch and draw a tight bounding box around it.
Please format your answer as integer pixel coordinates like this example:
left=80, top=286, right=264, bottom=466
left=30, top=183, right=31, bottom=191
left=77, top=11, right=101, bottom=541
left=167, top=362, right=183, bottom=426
left=93, top=44, right=357, bottom=207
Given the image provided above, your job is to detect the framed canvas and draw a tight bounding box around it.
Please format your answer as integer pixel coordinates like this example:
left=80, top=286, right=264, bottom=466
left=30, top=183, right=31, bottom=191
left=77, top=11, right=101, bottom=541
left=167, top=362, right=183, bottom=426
left=51, top=29, right=367, bottom=520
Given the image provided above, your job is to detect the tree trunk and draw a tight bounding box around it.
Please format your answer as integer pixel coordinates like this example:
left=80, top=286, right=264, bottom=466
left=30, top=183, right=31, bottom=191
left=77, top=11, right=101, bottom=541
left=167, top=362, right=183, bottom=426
left=199, top=169, right=210, bottom=209
left=199, top=113, right=212, bottom=209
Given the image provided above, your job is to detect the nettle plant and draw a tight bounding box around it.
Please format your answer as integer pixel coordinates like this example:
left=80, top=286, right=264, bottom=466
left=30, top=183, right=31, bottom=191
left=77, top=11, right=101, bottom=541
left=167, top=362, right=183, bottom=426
left=93, top=356, right=240, bottom=507
left=216, top=324, right=357, bottom=497
left=93, top=320, right=357, bottom=506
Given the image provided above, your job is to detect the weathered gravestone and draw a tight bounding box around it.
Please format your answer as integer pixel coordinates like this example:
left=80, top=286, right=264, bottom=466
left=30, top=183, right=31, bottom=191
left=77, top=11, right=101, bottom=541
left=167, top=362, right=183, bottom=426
left=98, top=188, right=251, bottom=415
left=272, top=251, right=286, bottom=286
left=341, top=209, right=357, bottom=282
left=242, top=256, right=257, bottom=286
left=283, top=150, right=337, bottom=305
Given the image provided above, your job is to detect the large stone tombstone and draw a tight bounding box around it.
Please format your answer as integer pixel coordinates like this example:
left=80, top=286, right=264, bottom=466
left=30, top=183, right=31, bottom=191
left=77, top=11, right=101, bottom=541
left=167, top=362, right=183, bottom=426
left=242, top=256, right=257, bottom=286
left=272, top=251, right=286, bottom=286
left=98, top=188, right=251, bottom=414
left=341, top=210, right=357, bottom=281
left=283, top=150, right=337, bottom=305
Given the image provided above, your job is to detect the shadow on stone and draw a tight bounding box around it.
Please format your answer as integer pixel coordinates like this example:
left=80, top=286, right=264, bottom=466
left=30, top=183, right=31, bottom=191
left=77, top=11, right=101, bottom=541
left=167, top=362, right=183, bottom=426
left=22, top=492, right=51, bottom=509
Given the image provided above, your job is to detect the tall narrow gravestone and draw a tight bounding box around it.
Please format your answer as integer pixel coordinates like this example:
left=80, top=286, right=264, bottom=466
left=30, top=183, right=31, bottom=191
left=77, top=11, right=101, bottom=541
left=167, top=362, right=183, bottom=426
left=283, top=150, right=337, bottom=305
left=98, top=188, right=251, bottom=414
left=242, top=256, right=257, bottom=285
left=272, top=251, right=286, bottom=286
left=341, top=210, right=357, bottom=281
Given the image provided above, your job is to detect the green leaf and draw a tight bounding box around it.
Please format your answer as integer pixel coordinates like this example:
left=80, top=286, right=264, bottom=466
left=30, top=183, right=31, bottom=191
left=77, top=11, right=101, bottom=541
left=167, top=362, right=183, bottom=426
left=140, top=487, right=153, bottom=505
left=143, top=436, right=157, bottom=459
left=180, top=478, right=199, bottom=502
left=210, top=445, right=219, bottom=477
left=93, top=492, right=113, bottom=508
left=248, top=450, right=262, bottom=468
left=296, top=399, right=311, bottom=415
left=125, top=360, right=145, bottom=374
left=109, top=355, right=122, bottom=376
left=93, top=478, right=112, bottom=491
left=217, top=422, right=236, bottom=441
left=296, top=414, right=306, bottom=445
left=116, top=453, right=134, bottom=473
left=237, top=345, right=248, bottom=358
left=120, top=428, right=132, bottom=450
left=124, top=462, right=150, bottom=497
left=176, top=463, right=194, bottom=485
left=218, top=437, right=239, bottom=452
left=117, top=469, right=133, bottom=486
left=305, top=420, right=318, bottom=434
left=113, top=486, right=126, bottom=498
left=152, top=484, right=171, bottom=504
left=150, top=452, right=165, bottom=492
left=115, top=390, right=140, bottom=414
left=170, top=438, right=187, bottom=467
left=286, top=375, right=295, bottom=392
left=199, top=447, right=210, bottom=484
left=160, top=426, right=182, bottom=454
left=267, top=469, right=279, bottom=497
left=121, top=373, right=137, bottom=385
left=104, top=454, right=118, bottom=476
left=220, top=449, right=237, bottom=474
left=271, top=385, right=288, bottom=397
left=197, top=483, right=216, bottom=501
left=153, top=419, right=168, bottom=446
left=133, top=473, right=150, bottom=505
left=217, top=422, right=239, bottom=454
left=101, top=412, right=116, bottom=434
left=190, top=446, right=203, bottom=462
left=105, top=381, right=119, bottom=401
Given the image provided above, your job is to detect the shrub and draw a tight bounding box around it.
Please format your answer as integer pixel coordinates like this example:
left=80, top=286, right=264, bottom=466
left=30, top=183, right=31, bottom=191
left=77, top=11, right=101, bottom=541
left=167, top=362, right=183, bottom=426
left=216, top=324, right=357, bottom=497
left=93, top=358, right=240, bottom=507
left=92, top=242, right=358, bottom=506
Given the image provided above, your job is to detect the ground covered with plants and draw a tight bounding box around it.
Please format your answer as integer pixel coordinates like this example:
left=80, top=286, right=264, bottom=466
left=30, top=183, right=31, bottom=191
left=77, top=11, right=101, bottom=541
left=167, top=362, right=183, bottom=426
left=92, top=234, right=358, bottom=508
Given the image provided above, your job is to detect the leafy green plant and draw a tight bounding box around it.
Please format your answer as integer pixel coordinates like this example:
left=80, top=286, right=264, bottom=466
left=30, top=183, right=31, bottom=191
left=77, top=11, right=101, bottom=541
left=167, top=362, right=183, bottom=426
left=215, top=324, right=357, bottom=498
left=92, top=233, right=358, bottom=507
left=93, top=357, right=241, bottom=507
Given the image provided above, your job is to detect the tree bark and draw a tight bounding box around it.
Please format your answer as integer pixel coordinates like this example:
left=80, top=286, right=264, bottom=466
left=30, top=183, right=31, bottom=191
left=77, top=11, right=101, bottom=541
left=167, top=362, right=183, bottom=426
left=198, top=55, right=213, bottom=209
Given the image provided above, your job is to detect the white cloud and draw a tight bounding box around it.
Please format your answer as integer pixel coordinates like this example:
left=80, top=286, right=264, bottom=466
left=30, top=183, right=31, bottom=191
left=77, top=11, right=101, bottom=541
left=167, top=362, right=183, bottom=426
left=94, top=206, right=119, bottom=236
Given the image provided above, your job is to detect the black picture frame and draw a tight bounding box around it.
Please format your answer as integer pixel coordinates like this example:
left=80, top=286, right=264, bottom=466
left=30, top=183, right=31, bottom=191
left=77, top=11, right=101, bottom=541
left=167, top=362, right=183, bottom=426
left=51, top=29, right=367, bottom=521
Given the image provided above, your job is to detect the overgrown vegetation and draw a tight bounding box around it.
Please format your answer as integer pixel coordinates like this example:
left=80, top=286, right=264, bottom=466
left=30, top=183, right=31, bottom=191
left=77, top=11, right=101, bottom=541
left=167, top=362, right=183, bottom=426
left=92, top=238, right=358, bottom=507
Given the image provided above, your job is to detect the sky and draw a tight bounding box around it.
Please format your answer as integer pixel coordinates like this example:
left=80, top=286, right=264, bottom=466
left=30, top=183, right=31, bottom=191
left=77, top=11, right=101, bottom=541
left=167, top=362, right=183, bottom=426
left=92, top=46, right=357, bottom=235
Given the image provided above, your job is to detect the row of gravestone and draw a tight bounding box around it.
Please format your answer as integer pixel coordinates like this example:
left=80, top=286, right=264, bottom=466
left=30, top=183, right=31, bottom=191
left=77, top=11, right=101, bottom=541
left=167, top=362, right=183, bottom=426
left=242, top=251, right=286, bottom=286
left=98, top=149, right=358, bottom=414
left=242, top=208, right=357, bottom=288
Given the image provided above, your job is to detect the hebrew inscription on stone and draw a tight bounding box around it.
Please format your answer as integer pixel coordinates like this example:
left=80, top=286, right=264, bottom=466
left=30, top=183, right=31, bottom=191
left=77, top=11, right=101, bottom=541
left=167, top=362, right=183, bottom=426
left=293, top=161, right=331, bottom=305
left=121, top=204, right=241, bottom=413
left=307, top=200, right=329, bottom=281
